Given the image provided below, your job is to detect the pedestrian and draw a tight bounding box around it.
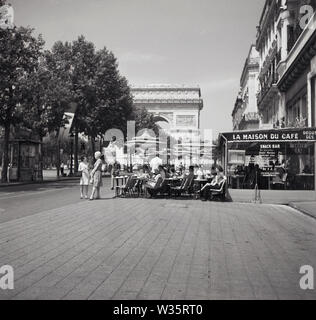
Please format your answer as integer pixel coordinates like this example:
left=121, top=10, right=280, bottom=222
left=89, top=151, right=103, bottom=200
left=63, top=163, right=68, bottom=176
left=78, top=156, right=89, bottom=199
left=60, top=162, right=64, bottom=177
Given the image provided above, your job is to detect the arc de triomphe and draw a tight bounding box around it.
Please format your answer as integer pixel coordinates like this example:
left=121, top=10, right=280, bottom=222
left=131, top=84, right=204, bottom=139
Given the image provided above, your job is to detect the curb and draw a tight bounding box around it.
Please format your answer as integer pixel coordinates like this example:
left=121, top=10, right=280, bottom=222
left=288, top=202, right=316, bottom=220
left=0, top=177, right=80, bottom=188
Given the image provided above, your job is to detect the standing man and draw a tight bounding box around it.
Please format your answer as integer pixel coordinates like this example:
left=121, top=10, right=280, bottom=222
left=150, top=154, right=163, bottom=173
left=60, top=162, right=64, bottom=177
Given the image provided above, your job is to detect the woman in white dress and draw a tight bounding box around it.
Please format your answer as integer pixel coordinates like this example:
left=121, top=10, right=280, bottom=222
left=78, top=156, right=90, bottom=199
left=89, top=151, right=103, bottom=200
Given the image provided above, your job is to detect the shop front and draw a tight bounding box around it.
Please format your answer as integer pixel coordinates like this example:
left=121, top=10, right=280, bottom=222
left=219, top=128, right=316, bottom=193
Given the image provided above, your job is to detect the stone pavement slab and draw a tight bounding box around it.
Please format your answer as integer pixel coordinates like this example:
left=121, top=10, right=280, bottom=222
left=0, top=197, right=316, bottom=300
left=289, top=201, right=316, bottom=220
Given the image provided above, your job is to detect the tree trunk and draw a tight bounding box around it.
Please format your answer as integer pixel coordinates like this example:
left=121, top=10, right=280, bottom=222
left=38, top=136, right=44, bottom=181
left=55, top=130, right=60, bottom=179
left=91, top=136, right=96, bottom=157
left=74, top=128, right=79, bottom=174
left=1, top=123, right=10, bottom=183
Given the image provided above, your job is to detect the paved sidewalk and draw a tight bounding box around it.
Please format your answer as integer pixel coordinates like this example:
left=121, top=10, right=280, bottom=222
left=289, top=202, right=316, bottom=220
left=0, top=198, right=316, bottom=300
left=0, top=170, right=80, bottom=188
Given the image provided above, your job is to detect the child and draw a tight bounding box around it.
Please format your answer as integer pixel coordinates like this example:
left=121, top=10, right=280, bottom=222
left=78, top=156, right=90, bottom=199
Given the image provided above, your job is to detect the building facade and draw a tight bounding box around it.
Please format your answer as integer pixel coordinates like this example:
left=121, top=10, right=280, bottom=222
left=278, top=1, right=316, bottom=128
left=256, top=0, right=284, bottom=129
left=277, top=4, right=316, bottom=179
left=222, top=0, right=316, bottom=193
left=256, top=0, right=316, bottom=129
left=232, top=45, right=260, bottom=131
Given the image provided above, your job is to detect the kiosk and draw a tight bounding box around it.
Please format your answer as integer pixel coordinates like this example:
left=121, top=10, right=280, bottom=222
left=219, top=127, right=316, bottom=193
left=8, top=139, right=42, bottom=182
left=6, top=126, right=42, bottom=182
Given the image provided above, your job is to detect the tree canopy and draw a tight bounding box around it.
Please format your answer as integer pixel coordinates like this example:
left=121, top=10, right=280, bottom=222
left=0, top=29, right=160, bottom=182
left=0, top=26, right=44, bottom=182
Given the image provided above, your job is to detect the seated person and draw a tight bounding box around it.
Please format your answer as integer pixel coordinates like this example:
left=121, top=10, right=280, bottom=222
left=158, top=165, right=167, bottom=179
left=169, top=167, right=178, bottom=178
left=184, top=166, right=195, bottom=188
left=201, top=166, right=226, bottom=201
left=133, top=166, right=149, bottom=195
left=138, top=166, right=150, bottom=180
left=171, top=166, right=195, bottom=195
left=145, top=169, right=163, bottom=197
left=210, top=166, right=217, bottom=179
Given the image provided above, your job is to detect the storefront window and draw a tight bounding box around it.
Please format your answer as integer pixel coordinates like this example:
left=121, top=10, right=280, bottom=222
left=221, top=128, right=316, bottom=191
left=227, top=141, right=314, bottom=190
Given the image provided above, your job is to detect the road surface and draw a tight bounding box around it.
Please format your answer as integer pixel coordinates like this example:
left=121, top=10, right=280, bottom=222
left=0, top=178, right=112, bottom=223
left=0, top=179, right=315, bottom=300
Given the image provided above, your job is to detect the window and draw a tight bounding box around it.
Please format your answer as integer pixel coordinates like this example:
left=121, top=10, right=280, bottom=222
left=286, top=90, right=308, bottom=127
left=312, top=77, right=316, bottom=126
left=226, top=141, right=315, bottom=190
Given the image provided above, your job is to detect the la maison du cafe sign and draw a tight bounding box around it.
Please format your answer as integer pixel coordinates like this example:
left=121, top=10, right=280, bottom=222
left=222, top=128, right=316, bottom=143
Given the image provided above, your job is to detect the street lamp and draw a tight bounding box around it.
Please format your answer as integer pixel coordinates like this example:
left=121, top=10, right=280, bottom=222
left=69, top=132, right=74, bottom=177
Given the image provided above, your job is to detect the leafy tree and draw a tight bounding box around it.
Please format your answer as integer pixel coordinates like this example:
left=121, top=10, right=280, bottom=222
left=132, top=106, right=159, bottom=136
left=54, top=36, right=135, bottom=158
left=69, top=36, right=99, bottom=157
left=21, top=52, right=72, bottom=179
left=91, top=48, right=133, bottom=140
left=44, top=42, right=74, bottom=176
left=0, top=26, right=44, bottom=182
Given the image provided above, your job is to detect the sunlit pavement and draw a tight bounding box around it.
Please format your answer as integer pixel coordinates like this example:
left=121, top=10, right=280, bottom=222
left=0, top=180, right=316, bottom=300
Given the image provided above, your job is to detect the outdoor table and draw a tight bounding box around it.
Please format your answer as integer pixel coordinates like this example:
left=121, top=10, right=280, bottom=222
left=194, top=179, right=208, bottom=188
left=165, top=177, right=182, bottom=188
left=115, top=176, right=128, bottom=186
left=134, top=177, right=147, bottom=197
left=194, top=179, right=209, bottom=199
left=114, top=176, right=129, bottom=197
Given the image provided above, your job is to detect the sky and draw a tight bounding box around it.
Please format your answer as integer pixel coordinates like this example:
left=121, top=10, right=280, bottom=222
left=10, top=0, right=264, bottom=136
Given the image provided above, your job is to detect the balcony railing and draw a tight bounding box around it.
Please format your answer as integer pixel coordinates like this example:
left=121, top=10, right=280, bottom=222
left=286, top=117, right=308, bottom=128
left=243, top=112, right=260, bottom=122
left=257, top=72, right=279, bottom=105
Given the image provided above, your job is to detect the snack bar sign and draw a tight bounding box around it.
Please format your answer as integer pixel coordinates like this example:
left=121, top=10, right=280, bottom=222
left=222, top=128, right=316, bottom=143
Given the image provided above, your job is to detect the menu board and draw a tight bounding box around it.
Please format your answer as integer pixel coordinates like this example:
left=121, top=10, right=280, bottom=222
left=258, top=144, right=281, bottom=172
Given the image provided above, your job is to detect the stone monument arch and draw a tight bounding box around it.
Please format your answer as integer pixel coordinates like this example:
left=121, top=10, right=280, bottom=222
left=131, top=84, right=204, bottom=140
